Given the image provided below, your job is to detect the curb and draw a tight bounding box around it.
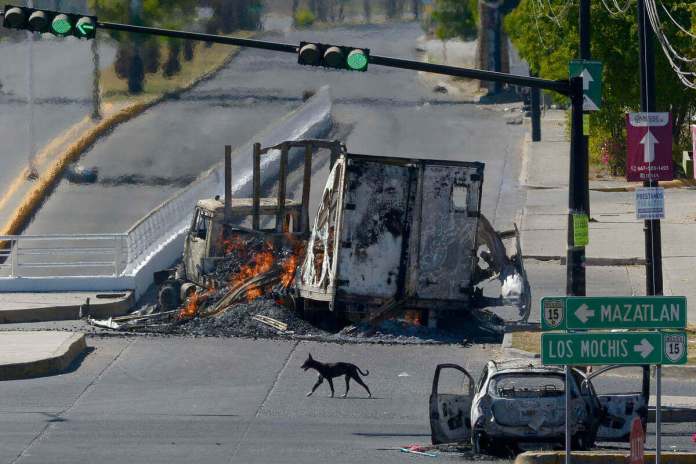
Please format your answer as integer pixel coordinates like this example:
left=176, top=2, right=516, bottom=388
left=523, top=255, right=646, bottom=266
left=0, top=292, right=133, bottom=323
left=0, top=332, right=86, bottom=380
left=591, top=178, right=696, bottom=193
left=515, top=451, right=696, bottom=464
left=1, top=41, right=247, bottom=236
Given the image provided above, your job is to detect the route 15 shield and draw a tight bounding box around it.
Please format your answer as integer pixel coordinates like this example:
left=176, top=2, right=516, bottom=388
left=542, top=298, right=564, bottom=330
left=663, top=333, right=687, bottom=363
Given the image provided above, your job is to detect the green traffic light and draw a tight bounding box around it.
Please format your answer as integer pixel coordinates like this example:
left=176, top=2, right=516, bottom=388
left=51, top=14, right=72, bottom=35
left=76, top=16, right=95, bottom=37
left=347, top=49, right=368, bottom=71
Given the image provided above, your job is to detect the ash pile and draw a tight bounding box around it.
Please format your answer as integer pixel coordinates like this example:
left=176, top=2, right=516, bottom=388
left=89, top=233, right=323, bottom=337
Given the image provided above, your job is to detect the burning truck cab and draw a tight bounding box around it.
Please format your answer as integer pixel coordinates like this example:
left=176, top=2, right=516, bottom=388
left=154, top=139, right=531, bottom=326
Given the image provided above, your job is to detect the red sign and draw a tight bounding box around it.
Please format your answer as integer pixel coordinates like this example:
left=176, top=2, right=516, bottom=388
left=629, top=417, right=645, bottom=464
left=626, top=112, right=673, bottom=182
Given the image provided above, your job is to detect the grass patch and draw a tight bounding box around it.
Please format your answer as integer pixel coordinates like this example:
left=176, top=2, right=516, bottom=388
left=511, top=325, right=696, bottom=365
left=100, top=34, right=252, bottom=102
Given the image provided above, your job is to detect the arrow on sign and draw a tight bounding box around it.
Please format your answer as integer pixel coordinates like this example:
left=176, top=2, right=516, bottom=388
left=640, top=130, right=658, bottom=163
left=583, top=94, right=599, bottom=111
left=574, top=304, right=595, bottom=324
left=580, top=68, right=594, bottom=90
left=634, top=338, right=654, bottom=359
left=77, top=23, right=94, bottom=35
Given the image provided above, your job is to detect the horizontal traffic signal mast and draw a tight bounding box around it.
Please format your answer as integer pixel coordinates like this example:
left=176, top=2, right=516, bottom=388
left=298, top=41, right=369, bottom=71
left=3, top=5, right=95, bottom=38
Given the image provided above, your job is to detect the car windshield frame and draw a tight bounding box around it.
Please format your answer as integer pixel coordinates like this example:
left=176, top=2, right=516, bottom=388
left=487, top=371, right=572, bottom=399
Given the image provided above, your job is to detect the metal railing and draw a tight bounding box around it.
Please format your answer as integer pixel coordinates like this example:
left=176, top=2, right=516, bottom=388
left=0, top=234, right=128, bottom=278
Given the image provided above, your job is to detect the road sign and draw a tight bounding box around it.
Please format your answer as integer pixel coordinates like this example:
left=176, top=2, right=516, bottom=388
left=541, top=296, right=687, bottom=330
left=626, top=112, right=673, bottom=182
left=569, top=60, right=602, bottom=111
left=629, top=417, right=645, bottom=464
left=573, top=213, right=588, bottom=246
left=635, top=187, right=664, bottom=220
left=541, top=331, right=687, bottom=365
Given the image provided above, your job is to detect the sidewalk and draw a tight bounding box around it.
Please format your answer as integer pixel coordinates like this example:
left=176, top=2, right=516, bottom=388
left=0, top=331, right=86, bottom=380
left=520, top=110, right=696, bottom=322
left=0, top=291, right=132, bottom=323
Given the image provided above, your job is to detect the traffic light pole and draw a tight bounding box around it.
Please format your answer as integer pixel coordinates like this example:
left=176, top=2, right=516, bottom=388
left=0, top=7, right=587, bottom=301
left=579, top=0, right=590, bottom=218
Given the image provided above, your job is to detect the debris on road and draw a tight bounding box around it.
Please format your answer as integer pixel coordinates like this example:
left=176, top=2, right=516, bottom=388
left=400, top=443, right=438, bottom=457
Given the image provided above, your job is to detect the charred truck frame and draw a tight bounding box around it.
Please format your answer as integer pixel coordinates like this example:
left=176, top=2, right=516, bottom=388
left=155, top=139, right=530, bottom=325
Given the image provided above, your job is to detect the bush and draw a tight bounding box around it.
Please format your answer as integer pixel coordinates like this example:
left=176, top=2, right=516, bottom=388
left=294, top=8, right=316, bottom=28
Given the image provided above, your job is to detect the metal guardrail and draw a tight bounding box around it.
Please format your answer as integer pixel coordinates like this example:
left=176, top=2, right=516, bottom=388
left=0, top=234, right=128, bottom=278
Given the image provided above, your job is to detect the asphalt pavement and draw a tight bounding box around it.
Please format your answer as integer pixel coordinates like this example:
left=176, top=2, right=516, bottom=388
left=0, top=36, right=116, bottom=227
left=0, top=336, right=507, bottom=464
left=23, top=20, right=525, bottom=234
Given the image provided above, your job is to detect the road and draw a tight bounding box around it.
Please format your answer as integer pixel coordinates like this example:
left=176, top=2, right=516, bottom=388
left=1, top=333, right=694, bottom=464
left=0, top=36, right=116, bottom=226
left=24, top=20, right=525, bottom=234
left=0, top=336, right=504, bottom=464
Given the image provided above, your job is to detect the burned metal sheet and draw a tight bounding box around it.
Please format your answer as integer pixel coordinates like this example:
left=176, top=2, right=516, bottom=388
left=299, top=160, right=344, bottom=296
left=415, top=164, right=482, bottom=300
left=336, top=159, right=410, bottom=298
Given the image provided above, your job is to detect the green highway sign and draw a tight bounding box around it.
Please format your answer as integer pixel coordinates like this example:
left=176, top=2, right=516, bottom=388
left=541, top=331, right=688, bottom=366
left=569, top=60, right=603, bottom=111
left=541, top=296, right=687, bottom=330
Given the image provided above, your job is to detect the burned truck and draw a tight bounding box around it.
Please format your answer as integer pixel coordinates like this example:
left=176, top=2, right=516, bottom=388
left=154, top=139, right=530, bottom=325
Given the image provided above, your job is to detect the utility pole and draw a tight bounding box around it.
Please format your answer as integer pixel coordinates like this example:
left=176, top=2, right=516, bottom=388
left=531, top=70, right=541, bottom=142
left=579, top=0, right=590, bottom=217
left=567, top=75, right=587, bottom=298
left=91, top=0, right=102, bottom=120
left=637, top=0, right=663, bottom=462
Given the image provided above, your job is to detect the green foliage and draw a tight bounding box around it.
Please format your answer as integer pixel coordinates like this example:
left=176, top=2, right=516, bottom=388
left=505, top=0, right=696, bottom=171
left=294, top=8, right=316, bottom=27
left=429, top=0, right=478, bottom=41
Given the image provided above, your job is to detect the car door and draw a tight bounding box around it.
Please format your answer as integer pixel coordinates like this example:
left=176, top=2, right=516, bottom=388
left=588, top=366, right=649, bottom=442
left=430, top=364, right=474, bottom=445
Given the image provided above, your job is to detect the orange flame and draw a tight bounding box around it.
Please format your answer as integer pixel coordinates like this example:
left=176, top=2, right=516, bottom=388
left=280, top=253, right=298, bottom=288
left=229, top=247, right=275, bottom=302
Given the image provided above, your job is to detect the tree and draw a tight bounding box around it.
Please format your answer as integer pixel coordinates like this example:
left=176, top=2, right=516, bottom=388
left=90, top=0, right=198, bottom=93
left=430, top=0, right=478, bottom=41
left=423, top=0, right=478, bottom=63
left=505, top=0, right=696, bottom=174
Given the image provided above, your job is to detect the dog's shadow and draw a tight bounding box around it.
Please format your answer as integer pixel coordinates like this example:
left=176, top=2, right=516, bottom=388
left=338, top=396, right=383, bottom=400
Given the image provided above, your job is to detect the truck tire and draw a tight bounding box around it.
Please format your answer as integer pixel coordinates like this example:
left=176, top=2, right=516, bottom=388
left=158, top=283, right=180, bottom=311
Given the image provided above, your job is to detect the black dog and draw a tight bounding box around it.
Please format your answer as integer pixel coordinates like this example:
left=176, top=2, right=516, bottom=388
left=301, top=353, right=372, bottom=398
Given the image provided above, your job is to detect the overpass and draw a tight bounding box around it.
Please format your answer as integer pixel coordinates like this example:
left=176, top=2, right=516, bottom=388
left=0, top=87, right=332, bottom=301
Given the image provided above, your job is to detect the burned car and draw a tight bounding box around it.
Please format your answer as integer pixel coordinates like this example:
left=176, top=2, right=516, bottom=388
left=429, top=360, right=648, bottom=453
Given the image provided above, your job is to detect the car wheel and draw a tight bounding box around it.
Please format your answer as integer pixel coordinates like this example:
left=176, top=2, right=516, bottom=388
left=158, top=283, right=180, bottom=311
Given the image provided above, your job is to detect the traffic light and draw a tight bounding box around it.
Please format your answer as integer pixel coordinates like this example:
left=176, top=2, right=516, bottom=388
left=2, top=5, right=96, bottom=39
left=298, top=41, right=369, bottom=72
